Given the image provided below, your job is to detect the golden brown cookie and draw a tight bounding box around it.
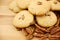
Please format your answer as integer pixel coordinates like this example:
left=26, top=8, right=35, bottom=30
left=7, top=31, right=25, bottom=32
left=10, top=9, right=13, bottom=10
left=36, top=11, right=57, bottom=27
left=13, top=10, right=34, bottom=28
left=17, top=0, right=31, bottom=9
left=8, top=0, right=22, bottom=13
left=49, top=0, right=60, bottom=10
left=28, top=0, right=50, bottom=16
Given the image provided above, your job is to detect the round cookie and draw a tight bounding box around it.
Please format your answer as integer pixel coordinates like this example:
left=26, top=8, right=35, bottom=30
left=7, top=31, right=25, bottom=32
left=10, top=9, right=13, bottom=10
left=8, top=0, right=22, bottom=13
left=28, top=0, right=50, bottom=16
left=36, top=11, right=57, bottom=27
left=17, top=0, right=31, bottom=9
left=50, top=0, right=60, bottom=10
left=13, top=10, right=34, bottom=28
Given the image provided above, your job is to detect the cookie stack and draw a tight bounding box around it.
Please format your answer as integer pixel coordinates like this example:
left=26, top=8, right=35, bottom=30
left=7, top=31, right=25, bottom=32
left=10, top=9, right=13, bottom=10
left=8, top=0, right=60, bottom=40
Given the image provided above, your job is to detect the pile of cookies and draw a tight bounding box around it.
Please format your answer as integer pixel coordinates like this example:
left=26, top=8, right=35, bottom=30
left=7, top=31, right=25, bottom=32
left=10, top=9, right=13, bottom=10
left=8, top=0, right=60, bottom=40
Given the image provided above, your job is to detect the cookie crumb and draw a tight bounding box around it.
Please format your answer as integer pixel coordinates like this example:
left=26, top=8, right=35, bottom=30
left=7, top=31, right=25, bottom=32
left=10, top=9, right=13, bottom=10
left=54, top=2, right=58, bottom=4
left=37, top=2, right=42, bottom=5
left=46, top=0, right=50, bottom=1
left=45, top=14, right=50, bottom=16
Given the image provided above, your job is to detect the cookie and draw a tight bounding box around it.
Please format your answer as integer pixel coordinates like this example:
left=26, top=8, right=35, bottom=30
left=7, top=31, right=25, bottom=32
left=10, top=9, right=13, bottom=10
left=28, top=0, right=50, bottom=16
left=36, top=11, right=57, bottom=27
left=17, top=0, right=31, bottom=9
left=50, top=0, right=60, bottom=10
left=13, top=10, right=34, bottom=28
left=8, top=0, right=22, bottom=13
